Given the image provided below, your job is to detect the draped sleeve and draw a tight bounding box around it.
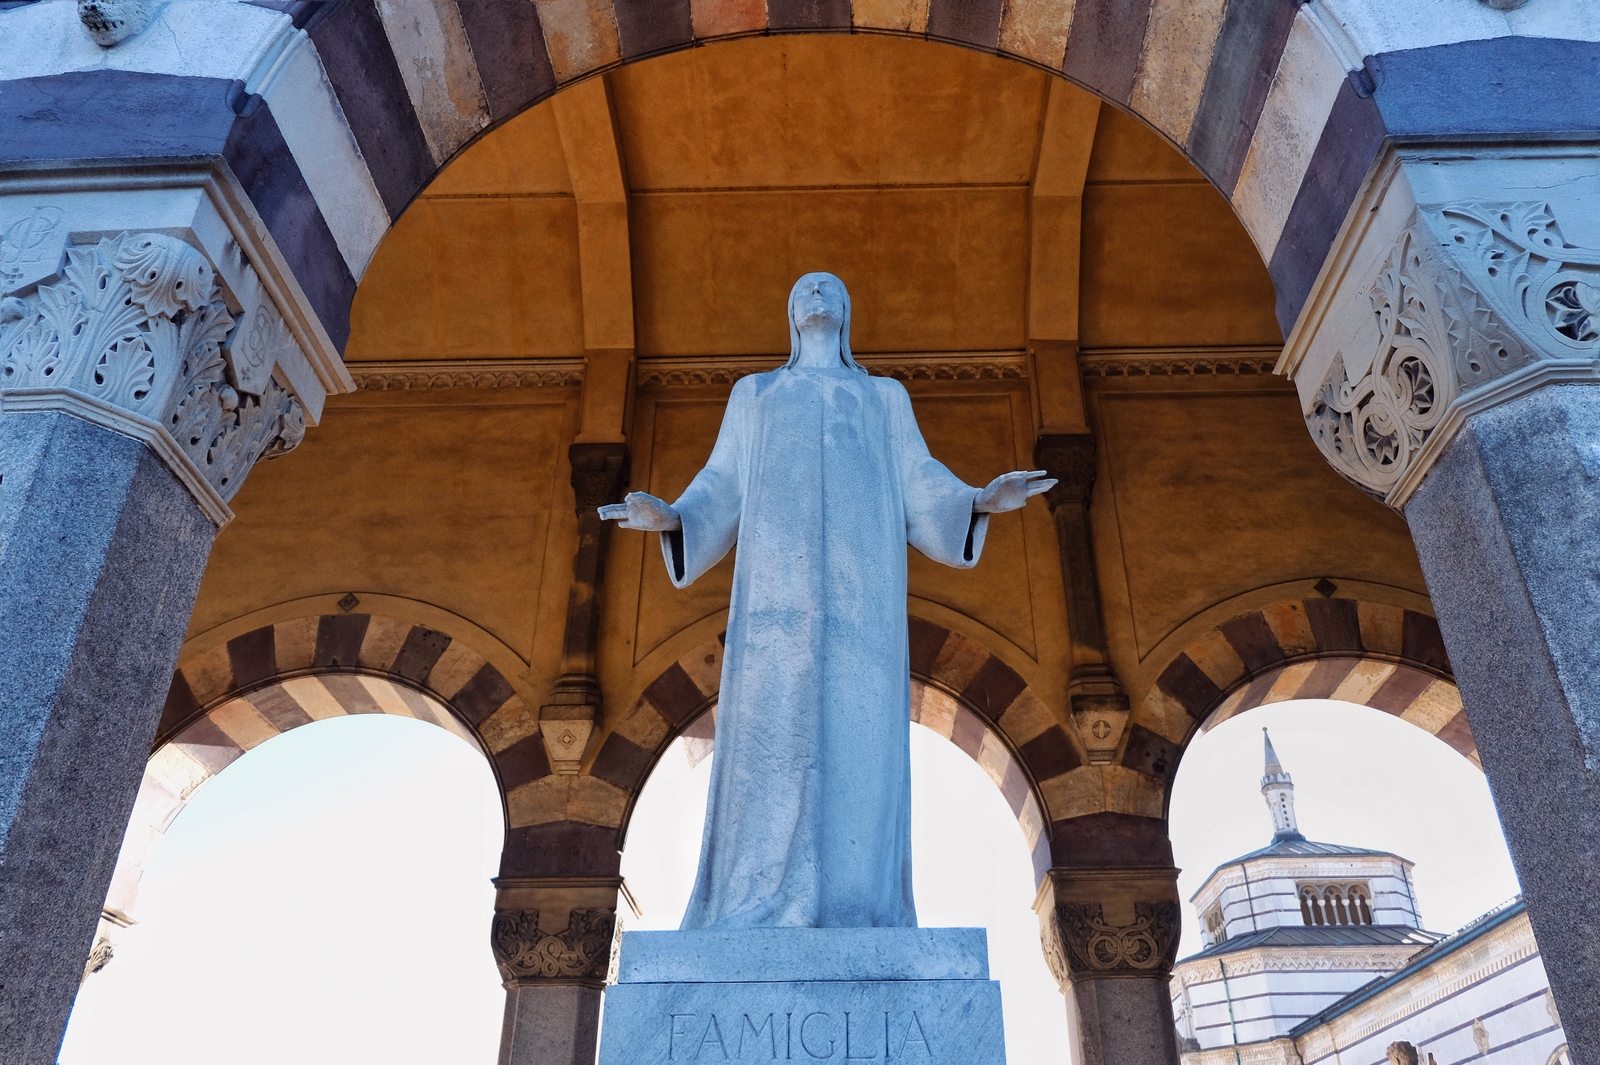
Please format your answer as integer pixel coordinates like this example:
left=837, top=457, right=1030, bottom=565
left=660, top=376, right=751, bottom=587
left=882, top=378, right=988, bottom=568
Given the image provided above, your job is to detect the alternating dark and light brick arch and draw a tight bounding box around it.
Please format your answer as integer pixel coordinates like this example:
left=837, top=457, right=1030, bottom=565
left=157, top=612, right=540, bottom=780
left=597, top=618, right=1078, bottom=884
left=3, top=0, right=1583, bottom=348
left=1127, top=597, right=1474, bottom=786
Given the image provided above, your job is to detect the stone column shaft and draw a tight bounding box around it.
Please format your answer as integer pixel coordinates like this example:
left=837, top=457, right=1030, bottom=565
left=540, top=443, right=629, bottom=773
left=1405, top=385, right=1600, bottom=1057
left=1034, top=434, right=1129, bottom=762
left=0, top=413, right=215, bottom=1064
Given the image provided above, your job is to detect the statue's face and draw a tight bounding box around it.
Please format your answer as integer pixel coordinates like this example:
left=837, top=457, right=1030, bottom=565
left=793, top=273, right=845, bottom=333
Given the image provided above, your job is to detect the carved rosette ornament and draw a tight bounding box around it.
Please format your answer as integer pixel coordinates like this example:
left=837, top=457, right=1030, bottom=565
left=0, top=233, right=306, bottom=515
left=1307, top=202, right=1600, bottom=507
left=1054, top=901, right=1181, bottom=977
left=490, top=907, right=617, bottom=987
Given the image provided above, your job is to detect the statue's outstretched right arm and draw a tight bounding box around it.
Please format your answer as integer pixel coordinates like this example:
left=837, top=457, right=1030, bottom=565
left=600, top=378, right=750, bottom=587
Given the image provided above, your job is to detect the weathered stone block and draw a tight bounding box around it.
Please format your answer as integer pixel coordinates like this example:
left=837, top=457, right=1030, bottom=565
left=599, top=928, right=1006, bottom=1064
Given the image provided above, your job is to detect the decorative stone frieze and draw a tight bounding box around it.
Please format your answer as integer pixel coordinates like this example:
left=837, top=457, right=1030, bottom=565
left=1301, top=201, right=1600, bottom=508
left=1, top=232, right=306, bottom=522
left=1077, top=347, right=1282, bottom=379
left=491, top=907, right=617, bottom=986
left=350, top=360, right=584, bottom=391
left=636, top=352, right=1027, bottom=388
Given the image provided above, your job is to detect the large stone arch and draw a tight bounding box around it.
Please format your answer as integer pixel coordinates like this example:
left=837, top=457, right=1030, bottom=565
left=1, top=0, right=1585, bottom=354
left=595, top=617, right=1072, bottom=886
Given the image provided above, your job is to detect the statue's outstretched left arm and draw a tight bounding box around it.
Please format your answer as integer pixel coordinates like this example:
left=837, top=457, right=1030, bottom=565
left=973, top=470, right=1055, bottom=513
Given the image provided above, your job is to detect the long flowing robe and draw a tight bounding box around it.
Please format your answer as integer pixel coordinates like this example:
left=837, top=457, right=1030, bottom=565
left=661, top=365, right=990, bottom=929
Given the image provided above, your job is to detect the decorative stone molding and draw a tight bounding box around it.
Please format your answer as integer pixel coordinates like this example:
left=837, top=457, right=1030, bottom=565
left=1077, top=347, right=1282, bottom=379
left=1302, top=201, right=1600, bottom=508
left=635, top=352, right=1028, bottom=388
left=1, top=232, right=306, bottom=523
left=1054, top=900, right=1181, bottom=976
left=349, top=360, right=583, bottom=391
left=490, top=907, right=616, bottom=986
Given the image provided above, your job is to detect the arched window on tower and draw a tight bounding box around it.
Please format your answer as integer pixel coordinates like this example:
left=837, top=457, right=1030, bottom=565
left=1348, top=885, right=1374, bottom=924
left=1325, top=886, right=1349, bottom=925
left=1203, top=907, right=1227, bottom=945
left=1300, top=886, right=1324, bottom=925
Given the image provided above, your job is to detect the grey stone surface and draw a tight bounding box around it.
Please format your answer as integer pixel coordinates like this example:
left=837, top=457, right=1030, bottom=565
left=499, top=984, right=602, bottom=1065
left=0, top=411, right=216, bottom=1065
left=601, top=980, right=1004, bottom=1064
left=1405, top=383, right=1600, bottom=1064
left=619, top=927, right=990, bottom=983
left=1070, top=977, right=1180, bottom=1065
left=601, top=927, right=1004, bottom=1063
left=604, top=927, right=1004, bottom=1055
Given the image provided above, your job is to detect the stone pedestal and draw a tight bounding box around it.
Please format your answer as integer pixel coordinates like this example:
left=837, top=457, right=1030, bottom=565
left=599, top=928, right=1006, bottom=1064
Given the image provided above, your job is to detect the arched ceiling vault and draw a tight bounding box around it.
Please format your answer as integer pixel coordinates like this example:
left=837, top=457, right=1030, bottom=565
left=346, top=35, right=1281, bottom=384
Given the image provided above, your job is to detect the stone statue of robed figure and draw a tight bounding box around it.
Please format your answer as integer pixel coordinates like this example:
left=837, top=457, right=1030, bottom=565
left=601, top=273, right=1051, bottom=930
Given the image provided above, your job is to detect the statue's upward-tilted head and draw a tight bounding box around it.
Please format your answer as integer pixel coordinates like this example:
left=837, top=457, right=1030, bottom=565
left=785, top=271, right=865, bottom=373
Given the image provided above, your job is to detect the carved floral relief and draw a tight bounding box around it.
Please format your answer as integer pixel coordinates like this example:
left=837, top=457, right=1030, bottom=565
left=1307, top=202, right=1600, bottom=504
left=1054, top=900, right=1181, bottom=976
left=0, top=232, right=305, bottom=502
left=490, top=907, right=616, bottom=985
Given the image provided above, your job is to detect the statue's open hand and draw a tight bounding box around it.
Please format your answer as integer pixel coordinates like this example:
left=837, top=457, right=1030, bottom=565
left=974, top=470, right=1056, bottom=514
left=599, top=491, right=683, bottom=531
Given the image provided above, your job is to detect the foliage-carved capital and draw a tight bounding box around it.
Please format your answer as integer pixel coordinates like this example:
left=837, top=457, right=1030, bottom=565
left=0, top=228, right=308, bottom=522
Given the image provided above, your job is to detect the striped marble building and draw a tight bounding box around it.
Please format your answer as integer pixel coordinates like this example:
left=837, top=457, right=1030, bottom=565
left=1172, top=736, right=1567, bottom=1065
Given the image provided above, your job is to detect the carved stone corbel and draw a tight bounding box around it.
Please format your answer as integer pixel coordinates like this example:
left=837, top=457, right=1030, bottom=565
left=1298, top=200, right=1600, bottom=509
left=1, top=230, right=308, bottom=524
left=1033, top=434, right=1129, bottom=763
left=541, top=443, right=630, bottom=773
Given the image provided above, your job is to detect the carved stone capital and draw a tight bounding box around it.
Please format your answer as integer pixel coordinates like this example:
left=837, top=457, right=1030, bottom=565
left=1053, top=900, right=1180, bottom=977
left=1294, top=198, right=1600, bottom=509
left=491, top=906, right=617, bottom=987
left=1034, top=433, right=1097, bottom=509
left=491, top=878, right=622, bottom=988
left=1, top=226, right=310, bottom=525
left=568, top=442, right=630, bottom=515
left=1034, top=866, right=1181, bottom=987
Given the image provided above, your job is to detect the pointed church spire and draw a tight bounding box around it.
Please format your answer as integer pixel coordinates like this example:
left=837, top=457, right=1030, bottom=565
left=1261, top=728, right=1303, bottom=841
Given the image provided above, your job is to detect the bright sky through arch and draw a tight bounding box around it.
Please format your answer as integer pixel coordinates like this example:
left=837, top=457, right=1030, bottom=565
left=59, top=699, right=1520, bottom=1065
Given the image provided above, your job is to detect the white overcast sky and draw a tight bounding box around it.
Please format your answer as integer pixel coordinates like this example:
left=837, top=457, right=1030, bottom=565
left=60, top=698, right=1519, bottom=1065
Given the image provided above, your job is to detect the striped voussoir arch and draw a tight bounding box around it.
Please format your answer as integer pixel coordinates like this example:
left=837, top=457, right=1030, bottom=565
left=156, top=612, right=546, bottom=795
left=3, top=0, right=1580, bottom=358
left=597, top=618, right=1078, bottom=885
left=108, top=612, right=545, bottom=928
left=1127, top=597, right=1475, bottom=784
